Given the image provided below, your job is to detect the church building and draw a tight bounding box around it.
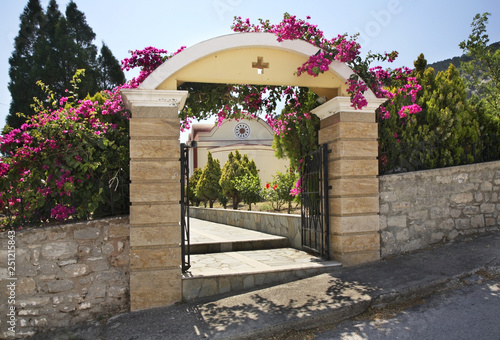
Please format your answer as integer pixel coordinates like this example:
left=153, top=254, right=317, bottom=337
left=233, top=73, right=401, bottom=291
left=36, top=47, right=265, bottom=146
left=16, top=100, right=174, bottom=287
left=187, top=118, right=290, bottom=184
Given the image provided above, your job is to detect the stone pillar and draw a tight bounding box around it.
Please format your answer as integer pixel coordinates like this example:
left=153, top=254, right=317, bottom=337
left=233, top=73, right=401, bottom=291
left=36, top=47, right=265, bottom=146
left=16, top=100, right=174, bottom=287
left=313, top=97, right=385, bottom=266
left=121, top=89, right=188, bottom=310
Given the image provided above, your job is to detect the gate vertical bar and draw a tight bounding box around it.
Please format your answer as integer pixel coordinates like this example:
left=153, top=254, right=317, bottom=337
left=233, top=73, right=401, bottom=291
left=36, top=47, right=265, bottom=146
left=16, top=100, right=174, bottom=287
left=180, top=143, right=191, bottom=273
left=322, top=144, right=330, bottom=260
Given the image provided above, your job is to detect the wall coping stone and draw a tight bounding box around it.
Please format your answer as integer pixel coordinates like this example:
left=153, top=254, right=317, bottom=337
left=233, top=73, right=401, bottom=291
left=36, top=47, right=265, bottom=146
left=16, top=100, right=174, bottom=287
left=191, top=207, right=300, bottom=219
left=379, top=160, right=500, bottom=180
left=0, top=216, right=129, bottom=237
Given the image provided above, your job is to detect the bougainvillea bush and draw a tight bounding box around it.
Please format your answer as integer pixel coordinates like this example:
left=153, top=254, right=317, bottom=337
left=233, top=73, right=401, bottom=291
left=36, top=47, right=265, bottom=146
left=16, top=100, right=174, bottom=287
left=0, top=44, right=189, bottom=229
left=230, top=14, right=421, bottom=117
left=175, top=14, right=422, bottom=145
left=0, top=71, right=130, bottom=229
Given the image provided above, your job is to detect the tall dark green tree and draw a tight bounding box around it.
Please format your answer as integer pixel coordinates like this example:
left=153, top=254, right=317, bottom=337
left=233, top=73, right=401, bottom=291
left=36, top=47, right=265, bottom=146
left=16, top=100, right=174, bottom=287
left=7, top=0, right=45, bottom=128
left=31, top=0, right=61, bottom=96
left=187, top=168, right=203, bottom=207
left=196, top=152, right=222, bottom=208
left=220, top=150, right=246, bottom=209
left=234, top=153, right=261, bottom=211
left=64, top=1, right=99, bottom=96
left=241, top=154, right=258, bottom=177
left=6, top=0, right=125, bottom=129
left=97, top=43, right=126, bottom=90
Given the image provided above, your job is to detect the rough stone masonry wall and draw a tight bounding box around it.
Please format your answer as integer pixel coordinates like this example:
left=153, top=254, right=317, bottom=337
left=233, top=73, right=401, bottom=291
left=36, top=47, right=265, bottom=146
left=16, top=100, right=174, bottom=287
left=379, top=161, right=500, bottom=257
left=0, top=217, right=129, bottom=338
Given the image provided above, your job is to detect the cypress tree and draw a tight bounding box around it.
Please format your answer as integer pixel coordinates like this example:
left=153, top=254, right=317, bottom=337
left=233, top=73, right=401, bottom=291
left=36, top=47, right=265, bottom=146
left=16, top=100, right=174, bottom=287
left=6, top=0, right=125, bottom=129
left=187, top=168, right=203, bottom=207
left=196, top=152, right=222, bottom=208
left=97, top=43, right=126, bottom=90
left=220, top=151, right=245, bottom=209
left=426, top=63, right=479, bottom=165
left=32, top=0, right=61, bottom=95
left=7, top=0, right=45, bottom=128
left=234, top=153, right=261, bottom=211
left=64, top=1, right=99, bottom=96
left=241, top=154, right=259, bottom=177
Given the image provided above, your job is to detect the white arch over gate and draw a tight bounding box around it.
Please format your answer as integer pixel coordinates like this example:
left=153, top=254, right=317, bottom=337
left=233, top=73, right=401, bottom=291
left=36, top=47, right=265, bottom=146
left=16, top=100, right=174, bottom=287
left=139, top=32, right=378, bottom=101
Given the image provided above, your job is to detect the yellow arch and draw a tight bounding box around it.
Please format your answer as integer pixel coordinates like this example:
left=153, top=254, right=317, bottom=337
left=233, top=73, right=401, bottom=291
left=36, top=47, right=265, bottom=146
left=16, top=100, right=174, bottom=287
left=139, top=32, right=377, bottom=102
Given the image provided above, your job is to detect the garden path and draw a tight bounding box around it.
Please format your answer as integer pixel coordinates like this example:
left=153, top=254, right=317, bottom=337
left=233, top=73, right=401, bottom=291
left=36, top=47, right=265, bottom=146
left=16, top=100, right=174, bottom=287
left=183, top=218, right=341, bottom=300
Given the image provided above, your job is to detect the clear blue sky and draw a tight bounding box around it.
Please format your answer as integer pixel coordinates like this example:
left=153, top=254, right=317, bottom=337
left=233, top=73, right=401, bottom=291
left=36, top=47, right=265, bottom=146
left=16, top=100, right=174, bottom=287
left=1, top=0, right=499, bottom=132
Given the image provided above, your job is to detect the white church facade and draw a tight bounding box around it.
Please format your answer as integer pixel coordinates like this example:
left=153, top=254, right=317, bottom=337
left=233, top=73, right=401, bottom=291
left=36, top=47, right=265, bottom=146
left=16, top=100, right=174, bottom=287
left=187, top=118, right=290, bottom=184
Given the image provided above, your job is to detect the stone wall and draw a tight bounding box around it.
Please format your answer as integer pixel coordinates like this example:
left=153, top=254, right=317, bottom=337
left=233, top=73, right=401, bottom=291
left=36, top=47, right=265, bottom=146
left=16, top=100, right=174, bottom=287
left=0, top=217, right=129, bottom=338
left=190, top=208, right=302, bottom=249
left=379, top=161, right=500, bottom=257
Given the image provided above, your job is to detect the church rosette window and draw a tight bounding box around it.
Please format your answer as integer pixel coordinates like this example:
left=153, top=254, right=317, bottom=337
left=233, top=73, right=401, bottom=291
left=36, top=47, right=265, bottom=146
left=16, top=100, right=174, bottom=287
left=234, top=122, right=251, bottom=139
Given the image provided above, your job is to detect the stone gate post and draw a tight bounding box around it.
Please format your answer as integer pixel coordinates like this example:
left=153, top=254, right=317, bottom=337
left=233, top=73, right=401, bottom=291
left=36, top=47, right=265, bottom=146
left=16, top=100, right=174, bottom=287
left=121, top=89, right=188, bottom=310
left=313, top=97, right=385, bottom=266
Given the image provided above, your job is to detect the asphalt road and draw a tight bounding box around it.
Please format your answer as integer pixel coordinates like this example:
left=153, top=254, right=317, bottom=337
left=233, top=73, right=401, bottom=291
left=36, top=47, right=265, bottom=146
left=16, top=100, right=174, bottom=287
left=311, top=276, right=500, bottom=340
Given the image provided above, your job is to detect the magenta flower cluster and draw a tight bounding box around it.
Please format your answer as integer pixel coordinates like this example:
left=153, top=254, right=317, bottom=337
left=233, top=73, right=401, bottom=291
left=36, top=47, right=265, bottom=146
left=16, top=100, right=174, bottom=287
left=232, top=14, right=422, bottom=116
left=50, top=204, right=76, bottom=221
left=233, top=15, right=361, bottom=79
left=262, top=86, right=313, bottom=138
left=120, top=46, right=186, bottom=89
left=290, top=177, right=301, bottom=196
left=1, top=44, right=192, bottom=228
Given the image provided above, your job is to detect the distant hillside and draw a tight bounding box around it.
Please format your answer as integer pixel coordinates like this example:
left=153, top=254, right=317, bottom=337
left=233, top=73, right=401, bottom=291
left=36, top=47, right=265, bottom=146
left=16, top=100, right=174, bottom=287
left=428, top=55, right=471, bottom=73
left=428, top=41, right=499, bottom=73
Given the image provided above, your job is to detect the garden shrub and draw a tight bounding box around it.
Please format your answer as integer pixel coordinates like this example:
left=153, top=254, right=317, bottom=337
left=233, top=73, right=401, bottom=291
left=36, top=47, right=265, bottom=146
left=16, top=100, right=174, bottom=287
left=0, top=70, right=129, bottom=229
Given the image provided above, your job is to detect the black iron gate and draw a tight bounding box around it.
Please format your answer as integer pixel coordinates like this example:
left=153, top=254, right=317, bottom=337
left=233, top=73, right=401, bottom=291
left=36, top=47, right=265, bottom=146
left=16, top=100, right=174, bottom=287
left=180, top=143, right=191, bottom=273
left=300, top=144, right=330, bottom=259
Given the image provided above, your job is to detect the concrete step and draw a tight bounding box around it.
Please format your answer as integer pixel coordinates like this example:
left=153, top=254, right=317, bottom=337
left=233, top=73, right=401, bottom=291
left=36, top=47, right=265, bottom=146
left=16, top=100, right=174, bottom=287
left=189, top=218, right=289, bottom=254
left=182, top=248, right=341, bottom=300
left=190, top=238, right=289, bottom=254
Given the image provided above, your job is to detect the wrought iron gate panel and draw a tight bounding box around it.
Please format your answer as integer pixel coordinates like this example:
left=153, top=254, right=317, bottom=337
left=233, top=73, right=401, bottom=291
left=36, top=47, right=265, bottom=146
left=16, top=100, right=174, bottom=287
left=300, top=144, right=330, bottom=259
left=180, top=143, right=191, bottom=273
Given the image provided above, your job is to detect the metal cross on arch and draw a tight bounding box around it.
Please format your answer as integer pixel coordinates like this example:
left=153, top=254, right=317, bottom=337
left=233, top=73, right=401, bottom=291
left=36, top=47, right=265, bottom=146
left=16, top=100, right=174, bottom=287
left=252, top=56, right=269, bottom=74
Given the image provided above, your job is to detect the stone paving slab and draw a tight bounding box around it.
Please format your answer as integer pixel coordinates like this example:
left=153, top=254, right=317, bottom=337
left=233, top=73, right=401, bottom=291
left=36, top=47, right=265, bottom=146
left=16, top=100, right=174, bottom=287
left=190, top=217, right=286, bottom=244
left=183, top=248, right=341, bottom=300
left=187, top=248, right=339, bottom=276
